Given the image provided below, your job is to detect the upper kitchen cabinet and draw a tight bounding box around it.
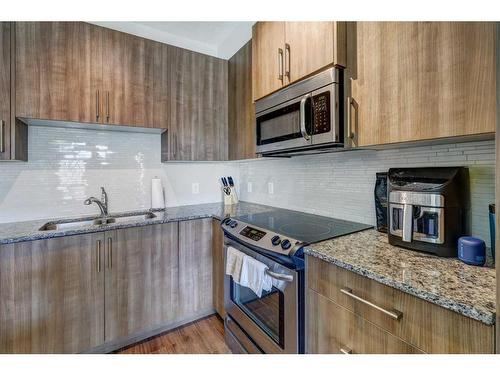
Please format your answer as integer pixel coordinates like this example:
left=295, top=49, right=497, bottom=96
left=102, top=28, right=160, bottom=128
left=348, top=22, right=497, bottom=147
left=228, top=41, right=255, bottom=160
left=252, top=22, right=285, bottom=102
left=0, top=22, right=12, bottom=160
left=15, top=22, right=102, bottom=124
left=166, top=46, right=228, bottom=161
left=15, top=22, right=167, bottom=129
left=252, top=21, right=346, bottom=101
left=284, top=22, right=346, bottom=84
left=0, top=22, right=27, bottom=161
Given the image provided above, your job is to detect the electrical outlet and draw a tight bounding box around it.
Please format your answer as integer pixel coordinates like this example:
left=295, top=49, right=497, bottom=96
left=268, top=182, right=274, bottom=195
left=192, top=182, right=199, bottom=194
left=247, top=182, right=252, bottom=193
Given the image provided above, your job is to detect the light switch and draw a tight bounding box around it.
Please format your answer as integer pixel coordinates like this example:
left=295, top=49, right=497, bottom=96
left=247, top=182, right=253, bottom=193
left=192, top=182, right=199, bottom=194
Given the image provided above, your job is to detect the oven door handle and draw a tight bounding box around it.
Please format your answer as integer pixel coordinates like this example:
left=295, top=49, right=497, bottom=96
left=299, top=94, right=311, bottom=141
left=265, top=269, right=294, bottom=282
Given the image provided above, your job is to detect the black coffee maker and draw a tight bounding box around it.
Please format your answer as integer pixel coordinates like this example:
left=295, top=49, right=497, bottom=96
left=388, top=167, right=469, bottom=257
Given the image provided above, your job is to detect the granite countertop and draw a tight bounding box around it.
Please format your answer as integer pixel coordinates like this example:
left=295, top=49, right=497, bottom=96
left=0, top=201, right=274, bottom=245
left=305, top=229, right=496, bottom=325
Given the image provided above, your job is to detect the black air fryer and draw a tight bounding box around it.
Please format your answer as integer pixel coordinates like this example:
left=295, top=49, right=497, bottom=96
left=387, top=167, right=469, bottom=257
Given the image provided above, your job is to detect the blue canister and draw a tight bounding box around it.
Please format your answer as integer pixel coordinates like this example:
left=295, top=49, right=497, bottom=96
left=458, top=236, right=486, bottom=266
left=489, top=204, right=495, bottom=261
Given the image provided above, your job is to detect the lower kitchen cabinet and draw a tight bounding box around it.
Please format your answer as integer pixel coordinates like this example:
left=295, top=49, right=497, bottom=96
left=212, top=218, right=226, bottom=318
left=0, top=218, right=218, bottom=353
left=306, top=255, right=495, bottom=354
left=104, top=222, right=179, bottom=342
left=0, top=233, right=105, bottom=353
left=308, top=289, right=423, bottom=354
left=178, top=218, right=213, bottom=317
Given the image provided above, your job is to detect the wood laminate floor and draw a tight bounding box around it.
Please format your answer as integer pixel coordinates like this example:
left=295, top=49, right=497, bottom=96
left=116, top=315, right=232, bottom=354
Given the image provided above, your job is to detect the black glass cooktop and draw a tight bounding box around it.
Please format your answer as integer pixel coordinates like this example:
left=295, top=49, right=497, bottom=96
left=235, top=209, right=373, bottom=244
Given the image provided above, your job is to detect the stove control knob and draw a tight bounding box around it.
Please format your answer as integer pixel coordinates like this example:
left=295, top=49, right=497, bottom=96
left=229, top=220, right=238, bottom=228
left=271, top=235, right=281, bottom=246
left=223, top=218, right=231, bottom=226
left=281, top=239, right=291, bottom=250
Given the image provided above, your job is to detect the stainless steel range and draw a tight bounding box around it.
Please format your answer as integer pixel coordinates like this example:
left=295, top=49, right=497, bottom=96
left=221, top=209, right=372, bottom=354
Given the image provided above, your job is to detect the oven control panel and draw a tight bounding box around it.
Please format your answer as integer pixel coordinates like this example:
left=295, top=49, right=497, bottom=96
left=239, top=226, right=266, bottom=241
left=221, top=218, right=304, bottom=256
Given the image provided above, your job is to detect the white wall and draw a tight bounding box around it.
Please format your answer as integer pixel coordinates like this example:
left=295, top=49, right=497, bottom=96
left=238, top=140, right=495, bottom=246
left=0, top=126, right=495, bottom=247
left=0, top=126, right=238, bottom=223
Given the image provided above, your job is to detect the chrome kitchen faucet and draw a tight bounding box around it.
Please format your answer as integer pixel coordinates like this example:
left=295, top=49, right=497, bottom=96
left=84, top=187, right=109, bottom=217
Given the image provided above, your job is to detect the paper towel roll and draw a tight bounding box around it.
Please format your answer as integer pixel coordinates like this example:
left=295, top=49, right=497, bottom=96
left=151, top=177, right=165, bottom=209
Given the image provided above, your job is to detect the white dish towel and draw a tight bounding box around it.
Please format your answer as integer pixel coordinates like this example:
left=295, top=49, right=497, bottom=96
left=225, top=246, right=245, bottom=283
left=239, top=255, right=273, bottom=298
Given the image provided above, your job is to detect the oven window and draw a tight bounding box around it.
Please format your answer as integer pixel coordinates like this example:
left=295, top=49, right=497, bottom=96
left=256, top=102, right=305, bottom=145
left=231, top=280, right=284, bottom=348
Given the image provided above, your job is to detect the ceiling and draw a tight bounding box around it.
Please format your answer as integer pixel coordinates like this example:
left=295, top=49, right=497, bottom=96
left=91, top=22, right=255, bottom=59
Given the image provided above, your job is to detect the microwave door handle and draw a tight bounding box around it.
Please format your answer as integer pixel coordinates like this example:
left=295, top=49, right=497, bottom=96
left=300, top=94, right=311, bottom=140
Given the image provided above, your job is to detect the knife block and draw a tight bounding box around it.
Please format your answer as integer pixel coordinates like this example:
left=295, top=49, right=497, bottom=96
left=222, top=187, right=238, bottom=206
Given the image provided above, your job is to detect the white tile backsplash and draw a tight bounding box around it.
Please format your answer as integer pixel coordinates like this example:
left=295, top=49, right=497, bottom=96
left=0, top=126, right=238, bottom=223
left=239, top=140, right=496, bottom=246
left=0, top=126, right=495, bottom=247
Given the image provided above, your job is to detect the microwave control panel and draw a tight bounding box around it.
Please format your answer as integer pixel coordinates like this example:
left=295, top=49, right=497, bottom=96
left=312, top=92, right=331, bottom=134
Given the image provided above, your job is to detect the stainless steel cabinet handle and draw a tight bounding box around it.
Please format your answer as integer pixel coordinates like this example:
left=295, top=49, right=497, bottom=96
left=96, top=240, right=101, bottom=273
left=0, top=120, right=5, bottom=153
left=265, top=269, right=293, bottom=282
left=340, top=288, right=403, bottom=320
left=96, top=90, right=100, bottom=121
left=340, top=346, right=352, bottom=354
left=277, top=48, right=284, bottom=82
left=107, top=237, right=112, bottom=269
left=106, top=91, right=110, bottom=122
left=284, top=43, right=291, bottom=80
left=299, top=94, right=311, bottom=140
left=346, top=96, right=355, bottom=140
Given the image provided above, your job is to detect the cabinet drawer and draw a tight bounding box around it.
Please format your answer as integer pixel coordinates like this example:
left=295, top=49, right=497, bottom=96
left=307, top=289, right=423, bottom=354
left=307, top=255, right=495, bottom=353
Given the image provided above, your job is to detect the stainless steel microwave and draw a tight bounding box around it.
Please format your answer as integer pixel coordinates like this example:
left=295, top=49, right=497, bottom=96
left=255, top=67, right=342, bottom=156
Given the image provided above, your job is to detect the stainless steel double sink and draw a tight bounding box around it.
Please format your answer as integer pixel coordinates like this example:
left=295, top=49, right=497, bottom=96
left=39, top=212, right=157, bottom=231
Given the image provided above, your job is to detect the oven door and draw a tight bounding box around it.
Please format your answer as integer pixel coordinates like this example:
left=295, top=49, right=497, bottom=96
left=256, top=93, right=313, bottom=155
left=223, top=237, right=299, bottom=354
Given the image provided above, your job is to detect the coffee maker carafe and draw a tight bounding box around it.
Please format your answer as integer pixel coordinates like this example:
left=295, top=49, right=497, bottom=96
left=388, top=167, right=469, bottom=257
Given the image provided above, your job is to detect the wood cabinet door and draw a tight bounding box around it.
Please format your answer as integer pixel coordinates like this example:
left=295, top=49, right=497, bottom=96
left=102, top=28, right=156, bottom=128
left=15, top=22, right=102, bottom=123
left=284, top=22, right=336, bottom=84
left=307, top=289, right=423, bottom=354
left=0, top=22, right=11, bottom=160
left=152, top=42, right=169, bottom=129
left=211, top=219, right=226, bottom=318
left=168, top=46, right=228, bottom=160
left=252, top=22, right=285, bottom=101
left=105, top=222, right=178, bottom=342
left=178, top=219, right=213, bottom=318
left=228, top=41, right=256, bottom=160
left=350, top=22, right=497, bottom=147
left=0, top=233, right=105, bottom=353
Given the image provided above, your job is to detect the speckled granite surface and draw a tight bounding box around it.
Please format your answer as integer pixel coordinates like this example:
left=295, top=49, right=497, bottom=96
left=305, top=229, right=496, bottom=325
left=0, top=201, right=274, bottom=245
